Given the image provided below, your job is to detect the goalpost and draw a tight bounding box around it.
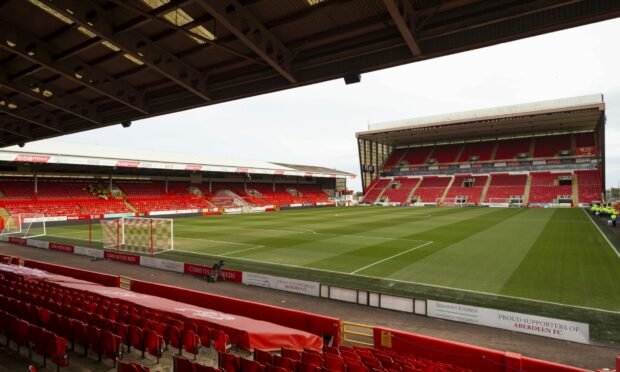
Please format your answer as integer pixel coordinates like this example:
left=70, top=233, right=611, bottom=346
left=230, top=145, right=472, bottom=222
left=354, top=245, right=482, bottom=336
left=0, top=213, right=46, bottom=239
left=437, top=197, right=468, bottom=207
left=488, top=198, right=510, bottom=208
left=101, top=216, right=173, bottom=255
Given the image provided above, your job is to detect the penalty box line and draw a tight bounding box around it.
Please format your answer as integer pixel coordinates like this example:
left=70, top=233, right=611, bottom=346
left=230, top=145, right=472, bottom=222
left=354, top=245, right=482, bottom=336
left=350, top=241, right=434, bottom=274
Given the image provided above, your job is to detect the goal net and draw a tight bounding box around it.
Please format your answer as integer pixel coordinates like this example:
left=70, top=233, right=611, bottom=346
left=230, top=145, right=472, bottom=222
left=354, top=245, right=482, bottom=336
left=1, top=213, right=46, bottom=239
left=488, top=198, right=510, bottom=208
left=437, top=197, right=469, bottom=207
left=101, top=217, right=173, bottom=255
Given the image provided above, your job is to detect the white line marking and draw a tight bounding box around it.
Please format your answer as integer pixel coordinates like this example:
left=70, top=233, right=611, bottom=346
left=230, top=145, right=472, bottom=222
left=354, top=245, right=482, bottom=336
left=173, top=249, right=619, bottom=314
left=582, top=208, right=620, bottom=259
left=350, top=241, right=434, bottom=274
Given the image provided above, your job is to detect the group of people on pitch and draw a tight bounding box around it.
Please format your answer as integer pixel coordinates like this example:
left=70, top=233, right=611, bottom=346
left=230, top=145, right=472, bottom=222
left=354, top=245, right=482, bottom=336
left=591, top=203, right=618, bottom=227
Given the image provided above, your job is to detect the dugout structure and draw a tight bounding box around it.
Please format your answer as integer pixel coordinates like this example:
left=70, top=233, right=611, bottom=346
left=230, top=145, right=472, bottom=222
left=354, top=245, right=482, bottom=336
left=102, top=217, right=173, bottom=255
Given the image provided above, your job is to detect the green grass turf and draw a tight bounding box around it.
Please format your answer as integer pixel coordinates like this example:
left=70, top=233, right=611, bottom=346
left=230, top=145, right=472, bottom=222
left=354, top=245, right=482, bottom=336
left=37, top=206, right=620, bottom=342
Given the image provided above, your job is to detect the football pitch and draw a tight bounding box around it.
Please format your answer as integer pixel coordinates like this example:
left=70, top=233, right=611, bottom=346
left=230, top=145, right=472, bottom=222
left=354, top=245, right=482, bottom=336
left=41, top=206, right=620, bottom=312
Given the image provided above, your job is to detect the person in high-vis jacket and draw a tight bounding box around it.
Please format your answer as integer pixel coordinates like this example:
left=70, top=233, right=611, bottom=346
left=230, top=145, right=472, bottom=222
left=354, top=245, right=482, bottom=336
left=612, top=211, right=618, bottom=227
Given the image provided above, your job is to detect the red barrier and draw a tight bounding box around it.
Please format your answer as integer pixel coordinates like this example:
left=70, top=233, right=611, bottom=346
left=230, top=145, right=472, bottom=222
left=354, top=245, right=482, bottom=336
left=8, top=237, right=27, bottom=245
left=48, top=242, right=75, bottom=254
left=23, top=260, right=120, bottom=287
left=373, top=327, right=589, bottom=372
left=103, top=251, right=140, bottom=265
left=130, top=279, right=341, bottom=346
left=183, top=263, right=242, bottom=282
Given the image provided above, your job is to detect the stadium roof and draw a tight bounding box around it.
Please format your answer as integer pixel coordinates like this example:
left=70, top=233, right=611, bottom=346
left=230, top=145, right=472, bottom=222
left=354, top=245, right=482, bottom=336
left=0, top=140, right=355, bottom=178
left=0, top=1, right=619, bottom=147
left=356, top=94, right=606, bottom=146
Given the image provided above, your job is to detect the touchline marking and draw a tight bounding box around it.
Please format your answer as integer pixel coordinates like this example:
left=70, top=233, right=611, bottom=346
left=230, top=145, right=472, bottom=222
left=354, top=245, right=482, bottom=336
left=582, top=208, right=620, bottom=259
left=173, top=249, right=619, bottom=314
left=350, top=241, right=434, bottom=274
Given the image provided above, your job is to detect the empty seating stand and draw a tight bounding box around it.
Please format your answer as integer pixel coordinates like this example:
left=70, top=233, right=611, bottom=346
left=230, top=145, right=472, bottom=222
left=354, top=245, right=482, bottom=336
left=400, top=147, right=433, bottom=166
left=444, top=175, right=488, bottom=205
left=494, top=138, right=531, bottom=160
left=484, top=174, right=527, bottom=203
left=363, top=179, right=391, bottom=203
left=533, top=135, right=572, bottom=158
left=528, top=172, right=572, bottom=203
left=575, top=170, right=602, bottom=204
left=381, top=178, right=420, bottom=203
left=411, top=176, right=451, bottom=203
left=458, top=142, right=494, bottom=162
left=428, top=144, right=462, bottom=164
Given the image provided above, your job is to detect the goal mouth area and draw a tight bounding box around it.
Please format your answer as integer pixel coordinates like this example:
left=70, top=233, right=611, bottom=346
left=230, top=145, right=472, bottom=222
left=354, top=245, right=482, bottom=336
left=101, top=217, right=174, bottom=256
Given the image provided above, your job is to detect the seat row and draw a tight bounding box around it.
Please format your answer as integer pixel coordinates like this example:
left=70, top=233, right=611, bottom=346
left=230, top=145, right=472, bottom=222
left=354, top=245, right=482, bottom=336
left=0, top=272, right=232, bottom=371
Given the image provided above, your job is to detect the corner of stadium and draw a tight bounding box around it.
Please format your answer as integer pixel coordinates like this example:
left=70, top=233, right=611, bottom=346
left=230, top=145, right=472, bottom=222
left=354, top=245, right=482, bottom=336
left=0, top=1, right=618, bottom=372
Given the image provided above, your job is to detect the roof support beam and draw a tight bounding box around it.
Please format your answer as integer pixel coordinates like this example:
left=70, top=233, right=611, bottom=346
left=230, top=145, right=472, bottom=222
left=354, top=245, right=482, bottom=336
left=0, top=94, right=63, bottom=133
left=383, top=0, right=422, bottom=56
left=197, top=0, right=296, bottom=83
left=0, top=119, right=35, bottom=140
left=38, top=0, right=211, bottom=101
left=0, top=68, right=102, bottom=125
left=0, top=23, right=148, bottom=114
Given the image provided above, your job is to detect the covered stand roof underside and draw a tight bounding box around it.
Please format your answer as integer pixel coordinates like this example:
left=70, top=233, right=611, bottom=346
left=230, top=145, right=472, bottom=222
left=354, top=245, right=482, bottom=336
left=356, top=94, right=606, bottom=146
left=0, top=0, right=619, bottom=147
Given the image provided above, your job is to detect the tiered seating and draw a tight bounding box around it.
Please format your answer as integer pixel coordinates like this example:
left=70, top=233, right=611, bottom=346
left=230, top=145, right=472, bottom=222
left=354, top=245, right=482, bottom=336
left=79, top=200, right=133, bottom=215
left=0, top=179, right=34, bottom=199
left=130, top=197, right=210, bottom=213
left=484, top=174, right=527, bottom=202
left=575, top=170, right=602, bottom=203
left=363, top=179, right=390, bottom=203
left=297, top=185, right=332, bottom=204
left=381, top=177, right=420, bottom=203
left=533, top=135, right=572, bottom=158
left=411, top=176, right=451, bottom=203
left=494, top=138, right=530, bottom=160
left=429, top=144, right=462, bottom=164
left=0, top=268, right=233, bottom=371
left=0, top=200, right=82, bottom=217
left=240, top=345, right=473, bottom=372
left=383, top=149, right=407, bottom=170
left=528, top=172, right=572, bottom=203
left=576, top=133, right=595, bottom=147
left=117, top=182, right=167, bottom=198
left=458, top=142, right=494, bottom=162
left=249, top=184, right=304, bottom=206
left=400, top=147, right=433, bottom=165
left=444, top=175, right=488, bottom=204
left=37, top=181, right=96, bottom=200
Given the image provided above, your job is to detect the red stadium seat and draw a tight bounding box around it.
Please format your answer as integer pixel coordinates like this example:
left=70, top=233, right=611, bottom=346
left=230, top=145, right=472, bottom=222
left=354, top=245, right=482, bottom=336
left=254, top=349, right=274, bottom=365
left=241, top=358, right=264, bottom=372
left=144, top=329, right=164, bottom=363
left=183, top=329, right=201, bottom=359
left=174, top=355, right=197, bottom=372
left=219, top=352, right=241, bottom=372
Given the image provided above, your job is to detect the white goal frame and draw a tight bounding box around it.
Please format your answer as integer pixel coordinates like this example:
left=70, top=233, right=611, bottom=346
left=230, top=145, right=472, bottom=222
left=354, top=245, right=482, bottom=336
left=488, top=198, right=510, bottom=208
left=0, top=213, right=47, bottom=239
left=437, top=197, right=469, bottom=207
left=101, top=216, right=174, bottom=255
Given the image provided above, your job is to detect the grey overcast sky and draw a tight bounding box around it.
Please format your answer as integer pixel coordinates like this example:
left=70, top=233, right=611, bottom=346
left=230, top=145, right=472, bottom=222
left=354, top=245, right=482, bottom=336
left=54, top=18, right=620, bottom=192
